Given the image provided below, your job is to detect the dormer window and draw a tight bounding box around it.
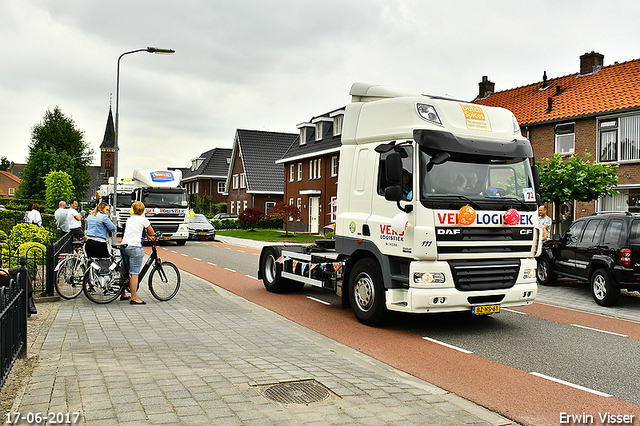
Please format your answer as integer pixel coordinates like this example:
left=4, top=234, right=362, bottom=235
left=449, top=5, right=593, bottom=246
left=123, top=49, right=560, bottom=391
left=315, top=122, right=323, bottom=141
left=300, top=128, right=307, bottom=145
left=330, top=109, right=345, bottom=136
left=191, top=157, right=204, bottom=171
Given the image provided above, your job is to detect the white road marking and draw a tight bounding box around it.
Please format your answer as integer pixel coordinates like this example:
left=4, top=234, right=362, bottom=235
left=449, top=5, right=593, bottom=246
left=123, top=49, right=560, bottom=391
left=246, top=275, right=258, bottom=280
left=503, top=308, right=527, bottom=315
left=422, top=337, right=473, bottom=354
left=530, top=372, right=611, bottom=397
left=570, top=324, right=627, bottom=337
left=306, top=296, right=330, bottom=305
left=224, top=268, right=236, bottom=273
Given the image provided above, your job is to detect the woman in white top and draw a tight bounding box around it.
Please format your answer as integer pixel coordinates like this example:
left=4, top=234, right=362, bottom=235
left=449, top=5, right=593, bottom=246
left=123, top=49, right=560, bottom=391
left=25, top=203, right=43, bottom=227
left=122, top=201, right=155, bottom=305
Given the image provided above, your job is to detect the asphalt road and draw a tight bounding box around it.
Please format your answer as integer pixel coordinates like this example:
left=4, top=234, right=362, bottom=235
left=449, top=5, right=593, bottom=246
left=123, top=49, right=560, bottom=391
left=156, top=239, right=640, bottom=422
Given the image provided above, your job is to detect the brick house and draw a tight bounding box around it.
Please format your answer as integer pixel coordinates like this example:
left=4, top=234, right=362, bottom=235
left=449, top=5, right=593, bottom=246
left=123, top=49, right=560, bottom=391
left=0, top=170, right=20, bottom=198
left=473, top=51, right=640, bottom=229
left=180, top=147, right=232, bottom=207
left=277, top=108, right=344, bottom=233
left=225, top=129, right=298, bottom=215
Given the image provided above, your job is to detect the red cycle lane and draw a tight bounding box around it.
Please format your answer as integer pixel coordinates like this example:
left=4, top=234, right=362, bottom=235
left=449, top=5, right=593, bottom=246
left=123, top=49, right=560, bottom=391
left=154, top=245, right=640, bottom=426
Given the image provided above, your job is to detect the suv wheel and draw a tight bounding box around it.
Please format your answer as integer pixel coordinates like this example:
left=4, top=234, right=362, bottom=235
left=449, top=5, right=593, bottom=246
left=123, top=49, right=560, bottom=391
left=590, top=268, right=620, bottom=307
left=537, top=255, right=557, bottom=286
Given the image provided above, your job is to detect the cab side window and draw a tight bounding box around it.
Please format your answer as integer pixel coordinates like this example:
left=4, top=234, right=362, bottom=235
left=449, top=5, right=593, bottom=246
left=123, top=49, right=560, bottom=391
left=565, top=220, right=586, bottom=244
left=603, top=219, right=623, bottom=246
left=580, top=220, right=604, bottom=243
left=377, top=145, right=413, bottom=198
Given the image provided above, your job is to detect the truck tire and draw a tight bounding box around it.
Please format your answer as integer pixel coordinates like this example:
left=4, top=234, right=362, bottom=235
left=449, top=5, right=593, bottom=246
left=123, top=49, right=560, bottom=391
left=261, top=247, right=301, bottom=293
left=591, top=268, right=620, bottom=307
left=536, top=255, right=557, bottom=286
left=349, top=258, right=387, bottom=326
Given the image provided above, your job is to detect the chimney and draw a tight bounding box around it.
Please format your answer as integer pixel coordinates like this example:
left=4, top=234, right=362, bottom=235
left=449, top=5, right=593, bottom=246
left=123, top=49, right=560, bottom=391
left=478, top=76, right=495, bottom=99
left=541, top=71, right=548, bottom=89
left=580, top=51, right=604, bottom=75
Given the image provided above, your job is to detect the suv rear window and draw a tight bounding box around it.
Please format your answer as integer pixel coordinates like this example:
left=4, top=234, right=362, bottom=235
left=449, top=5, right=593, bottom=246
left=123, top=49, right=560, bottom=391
left=580, top=219, right=604, bottom=243
left=603, top=219, right=623, bottom=246
left=630, top=220, right=640, bottom=244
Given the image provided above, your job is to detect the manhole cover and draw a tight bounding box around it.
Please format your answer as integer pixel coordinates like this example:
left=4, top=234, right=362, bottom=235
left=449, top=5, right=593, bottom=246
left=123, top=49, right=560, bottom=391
left=256, top=379, right=336, bottom=405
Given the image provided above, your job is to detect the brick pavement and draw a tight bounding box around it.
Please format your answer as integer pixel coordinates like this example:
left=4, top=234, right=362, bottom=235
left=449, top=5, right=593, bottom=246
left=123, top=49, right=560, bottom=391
left=12, top=272, right=511, bottom=425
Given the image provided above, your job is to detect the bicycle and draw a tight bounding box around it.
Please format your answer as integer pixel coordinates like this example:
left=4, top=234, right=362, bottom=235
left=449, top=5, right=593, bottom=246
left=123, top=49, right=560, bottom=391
left=54, top=241, right=89, bottom=299
left=82, top=232, right=181, bottom=304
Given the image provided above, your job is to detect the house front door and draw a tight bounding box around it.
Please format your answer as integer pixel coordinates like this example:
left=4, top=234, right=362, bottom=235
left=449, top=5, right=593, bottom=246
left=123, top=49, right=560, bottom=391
left=309, top=196, right=320, bottom=233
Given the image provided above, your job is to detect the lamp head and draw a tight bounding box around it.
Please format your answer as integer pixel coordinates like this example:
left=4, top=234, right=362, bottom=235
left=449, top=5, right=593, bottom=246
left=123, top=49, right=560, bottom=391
left=146, top=46, right=175, bottom=54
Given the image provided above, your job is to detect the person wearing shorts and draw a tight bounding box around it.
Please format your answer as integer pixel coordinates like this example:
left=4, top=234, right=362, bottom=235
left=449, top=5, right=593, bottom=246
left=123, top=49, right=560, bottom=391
left=68, top=199, right=87, bottom=241
left=121, top=201, right=155, bottom=305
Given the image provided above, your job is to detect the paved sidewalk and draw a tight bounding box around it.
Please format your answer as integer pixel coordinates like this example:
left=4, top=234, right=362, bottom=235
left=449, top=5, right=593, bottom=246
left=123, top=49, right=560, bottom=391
left=13, top=272, right=511, bottom=425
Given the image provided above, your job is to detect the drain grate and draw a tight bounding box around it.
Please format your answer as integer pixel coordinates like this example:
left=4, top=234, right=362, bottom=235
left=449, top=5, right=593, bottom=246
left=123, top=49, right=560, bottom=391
left=254, top=379, right=337, bottom=405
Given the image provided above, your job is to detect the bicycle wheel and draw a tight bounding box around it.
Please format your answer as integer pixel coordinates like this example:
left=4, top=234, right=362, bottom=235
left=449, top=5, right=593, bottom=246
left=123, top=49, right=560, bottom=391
left=55, top=256, right=84, bottom=299
left=83, top=263, right=126, bottom=304
left=148, top=261, right=181, bottom=301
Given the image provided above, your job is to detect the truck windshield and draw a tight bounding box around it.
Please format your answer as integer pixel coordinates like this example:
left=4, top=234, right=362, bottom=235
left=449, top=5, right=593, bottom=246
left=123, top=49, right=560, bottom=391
left=419, top=149, right=536, bottom=210
left=116, top=193, right=133, bottom=208
left=141, top=191, right=188, bottom=208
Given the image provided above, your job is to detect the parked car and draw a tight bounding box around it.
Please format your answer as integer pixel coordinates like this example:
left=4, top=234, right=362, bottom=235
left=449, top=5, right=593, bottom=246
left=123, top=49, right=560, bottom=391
left=212, top=213, right=238, bottom=221
left=188, top=214, right=216, bottom=240
left=537, top=211, right=640, bottom=306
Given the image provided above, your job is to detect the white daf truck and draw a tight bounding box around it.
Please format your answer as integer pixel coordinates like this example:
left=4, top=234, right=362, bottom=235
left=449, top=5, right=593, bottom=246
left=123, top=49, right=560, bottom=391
left=130, top=169, right=190, bottom=245
left=100, top=177, right=136, bottom=233
left=258, top=82, right=542, bottom=326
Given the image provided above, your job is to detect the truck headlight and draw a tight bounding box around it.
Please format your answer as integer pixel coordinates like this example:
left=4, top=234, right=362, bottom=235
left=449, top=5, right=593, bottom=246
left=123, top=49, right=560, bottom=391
left=523, top=268, right=536, bottom=280
left=413, top=272, right=445, bottom=284
left=416, top=103, right=442, bottom=126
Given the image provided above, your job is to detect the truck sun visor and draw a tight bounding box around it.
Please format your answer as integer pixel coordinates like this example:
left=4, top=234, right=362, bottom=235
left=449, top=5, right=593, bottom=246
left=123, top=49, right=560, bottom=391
left=414, top=129, right=533, bottom=159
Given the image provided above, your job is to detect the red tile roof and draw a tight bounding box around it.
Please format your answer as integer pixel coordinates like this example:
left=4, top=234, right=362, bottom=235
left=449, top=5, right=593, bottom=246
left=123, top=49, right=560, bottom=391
left=0, top=170, right=21, bottom=184
left=473, top=58, right=640, bottom=126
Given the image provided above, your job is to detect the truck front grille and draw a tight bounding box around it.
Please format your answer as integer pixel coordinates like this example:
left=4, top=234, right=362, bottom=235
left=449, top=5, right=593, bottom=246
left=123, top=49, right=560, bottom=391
left=436, top=227, right=534, bottom=258
left=448, top=259, right=520, bottom=291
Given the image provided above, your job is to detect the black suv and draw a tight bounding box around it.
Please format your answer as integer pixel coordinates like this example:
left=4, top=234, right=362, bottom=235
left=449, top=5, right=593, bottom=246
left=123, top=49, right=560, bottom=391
left=537, top=211, right=640, bottom=306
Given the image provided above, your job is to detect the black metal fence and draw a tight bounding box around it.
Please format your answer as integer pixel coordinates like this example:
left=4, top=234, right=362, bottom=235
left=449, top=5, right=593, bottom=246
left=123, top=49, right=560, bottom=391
left=45, top=233, right=72, bottom=296
left=0, top=259, right=28, bottom=389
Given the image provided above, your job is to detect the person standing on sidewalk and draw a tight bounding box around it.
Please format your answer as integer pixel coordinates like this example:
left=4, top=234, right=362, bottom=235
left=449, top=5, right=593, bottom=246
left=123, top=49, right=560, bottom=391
left=538, top=204, right=552, bottom=242
left=54, top=201, right=70, bottom=238
left=121, top=201, right=155, bottom=305
left=68, top=199, right=86, bottom=241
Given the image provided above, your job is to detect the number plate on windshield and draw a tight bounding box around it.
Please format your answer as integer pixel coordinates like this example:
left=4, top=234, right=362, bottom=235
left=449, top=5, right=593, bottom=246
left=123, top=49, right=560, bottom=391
left=472, top=304, right=500, bottom=315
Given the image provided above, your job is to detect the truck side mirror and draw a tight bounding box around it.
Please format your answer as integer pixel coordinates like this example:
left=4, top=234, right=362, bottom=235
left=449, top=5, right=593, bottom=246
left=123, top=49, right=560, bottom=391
left=385, top=152, right=403, bottom=184
left=385, top=185, right=402, bottom=202
left=531, top=164, right=540, bottom=192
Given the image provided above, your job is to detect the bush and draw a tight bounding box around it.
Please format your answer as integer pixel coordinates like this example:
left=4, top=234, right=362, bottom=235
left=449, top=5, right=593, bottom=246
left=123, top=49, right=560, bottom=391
left=0, top=230, right=7, bottom=241
left=7, top=223, right=54, bottom=249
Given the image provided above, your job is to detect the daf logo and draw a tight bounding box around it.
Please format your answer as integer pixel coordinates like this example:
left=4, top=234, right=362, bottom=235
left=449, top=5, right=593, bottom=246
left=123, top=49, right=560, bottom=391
left=520, top=229, right=533, bottom=235
left=437, top=229, right=461, bottom=235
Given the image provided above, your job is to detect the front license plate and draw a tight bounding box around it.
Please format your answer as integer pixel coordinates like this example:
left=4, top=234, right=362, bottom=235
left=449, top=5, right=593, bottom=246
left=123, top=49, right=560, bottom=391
left=472, top=304, right=500, bottom=315
left=199, top=232, right=208, bottom=236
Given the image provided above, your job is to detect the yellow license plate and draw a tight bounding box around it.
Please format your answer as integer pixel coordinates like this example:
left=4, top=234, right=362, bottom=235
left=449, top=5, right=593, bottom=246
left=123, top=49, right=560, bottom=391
left=199, top=232, right=208, bottom=236
left=472, top=304, right=500, bottom=315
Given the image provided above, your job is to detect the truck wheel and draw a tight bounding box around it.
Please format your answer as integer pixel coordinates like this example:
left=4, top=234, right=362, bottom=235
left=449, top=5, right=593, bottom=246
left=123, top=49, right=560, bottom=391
left=350, top=258, right=387, bottom=326
left=261, top=247, right=299, bottom=293
left=536, top=255, right=557, bottom=286
left=591, top=268, right=620, bottom=306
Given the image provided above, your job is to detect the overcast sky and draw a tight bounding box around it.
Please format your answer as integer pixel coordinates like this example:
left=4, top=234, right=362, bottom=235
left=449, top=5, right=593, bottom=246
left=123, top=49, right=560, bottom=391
left=2, top=0, right=639, bottom=178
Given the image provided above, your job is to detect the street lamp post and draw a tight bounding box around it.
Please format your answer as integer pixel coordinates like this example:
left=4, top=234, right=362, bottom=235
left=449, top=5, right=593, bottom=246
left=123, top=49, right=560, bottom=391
left=113, top=46, right=174, bottom=242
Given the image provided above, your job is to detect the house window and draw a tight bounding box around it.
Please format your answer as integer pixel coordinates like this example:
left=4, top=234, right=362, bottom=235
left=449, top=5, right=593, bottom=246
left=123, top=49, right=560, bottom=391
left=316, top=122, right=323, bottom=141
left=599, top=115, right=640, bottom=162
left=334, top=115, right=343, bottom=136
left=218, top=181, right=226, bottom=194
left=296, top=198, right=302, bottom=221
left=265, top=201, right=275, bottom=213
left=555, top=123, right=575, bottom=155
left=230, top=202, right=235, bottom=213
left=243, top=200, right=247, bottom=211
left=289, top=164, right=295, bottom=182
left=331, top=156, right=338, bottom=177
left=288, top=198, right=294, bottom=221
left=330, top=196, right=337, bottom=222
left=232, top=174, right=239, bottom=189
left=300, top=128, right=307, bottom=146
left=309, top=160, right=313, bottom=180
left=297, top=162, right=302, bottom=181
left=317, top=158, right=321, bottom=179
left=8, top=188, right=15, bottom=196
left=240, top=173, right=246, bottom=189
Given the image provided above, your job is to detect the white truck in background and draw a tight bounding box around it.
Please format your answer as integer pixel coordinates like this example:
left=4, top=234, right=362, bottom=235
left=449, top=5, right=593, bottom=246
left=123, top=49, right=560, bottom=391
left=129, top=169, right=190, bottom=245
left=99, top=177, right=135, bottom=233
left=258, top=82, right=541, bottom=326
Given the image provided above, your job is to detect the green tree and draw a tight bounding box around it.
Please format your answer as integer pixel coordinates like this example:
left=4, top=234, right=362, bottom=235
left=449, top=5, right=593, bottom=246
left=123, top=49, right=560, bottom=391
left=17, top=106, right=93, bottom=200
left=0, top=156, right=10, bottom=171
left=44, top=170, right=75, bottom=212
left=538, top=152, right=618, bottom=232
